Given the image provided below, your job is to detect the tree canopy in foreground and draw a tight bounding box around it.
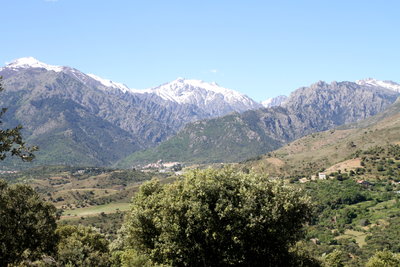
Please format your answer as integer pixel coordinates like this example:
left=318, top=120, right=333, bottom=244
left=122, top=168, right=315, bottom=266
left=0, top=180, right=58, bottom=265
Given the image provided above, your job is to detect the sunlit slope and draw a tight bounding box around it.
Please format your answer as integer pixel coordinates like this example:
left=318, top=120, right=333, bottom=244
left=246, top=98, right=400, bottom=177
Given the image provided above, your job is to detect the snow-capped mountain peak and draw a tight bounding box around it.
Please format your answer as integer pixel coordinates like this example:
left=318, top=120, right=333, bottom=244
left=3, top=57, right=133, bottom=94
left=2, top=58, right=262, bottom=115
left=141, top=78, right=248, bottom=102
left=356, top=78, right=400, bottom=92
left=4, top=57, right=64, bottom=72
left=134, top=78, right=262, bottom=115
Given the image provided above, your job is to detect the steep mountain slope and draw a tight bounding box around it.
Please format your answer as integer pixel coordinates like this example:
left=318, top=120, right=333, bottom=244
left=0, top=68, right=143, bottom=168
left=119, top=80, right=400, bottom=167
left=245, top=98, right=400, bottom=178
left=0, top=58, right=261, bottom=168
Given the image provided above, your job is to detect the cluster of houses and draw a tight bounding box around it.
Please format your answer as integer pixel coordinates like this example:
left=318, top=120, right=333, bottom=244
left=0, top=170, right=18, bottom=174
left=299, top=172, right=327, bottom=183
left=299, top=172, right=375, bottom=187
left=139, top=160, right=183, bottom=174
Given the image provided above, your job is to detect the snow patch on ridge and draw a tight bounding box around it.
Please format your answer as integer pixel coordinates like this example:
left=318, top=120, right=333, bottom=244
left=356, top=78, right=400, bottom=92
left=87, top=73, right=131, bottom=93
left=2, top=57, right=132, bottom=94
left=261, top=95, right=288, bottom=108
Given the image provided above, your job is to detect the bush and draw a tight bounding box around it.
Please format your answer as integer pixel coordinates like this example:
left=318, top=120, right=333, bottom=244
left=366, top=250, right=400, bottom=267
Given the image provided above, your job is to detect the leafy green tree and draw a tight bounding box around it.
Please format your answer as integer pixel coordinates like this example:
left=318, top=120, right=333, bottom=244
left=366, top=250, right=400, bottom=267
left=56, top=225, right=111, bottom=267
left=322, top=249, right=344, bottom=267
left=0, top=76, right=38, bottom=161
left=110, top=249, right=165, bottom=267
left=0, top=180, right=59, bottom=265
left=122, top=168, right=314, bottom=266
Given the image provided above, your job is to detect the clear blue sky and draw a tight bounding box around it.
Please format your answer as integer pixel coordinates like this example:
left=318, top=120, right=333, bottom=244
left=2, top=0, right=400, bottom=101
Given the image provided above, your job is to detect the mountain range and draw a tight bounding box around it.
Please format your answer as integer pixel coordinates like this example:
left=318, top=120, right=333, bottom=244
left=0, top=57, right=261, bottom=168
left=1, top=57, right=399, bottom=168
left=119, top=80, right=400, bottom=167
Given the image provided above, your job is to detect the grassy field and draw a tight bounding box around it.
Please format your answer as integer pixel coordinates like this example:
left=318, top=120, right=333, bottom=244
left=0, top=166, right=173, bottom=228
left=61, top=202, right=131, bottom=218
left=335, top=229, right=369, bottom=248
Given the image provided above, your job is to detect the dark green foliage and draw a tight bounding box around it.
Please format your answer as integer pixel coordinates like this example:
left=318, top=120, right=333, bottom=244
left=60, top=212, right=125, bottom=240
left=366, top=250, right=400, bottom=267
left=0, top=179, right=58, bottom=265
left=322, top=249, right=345, bottom=267
left=304, top=179, right=370, bottom=211
left=363, top=217, right=400, bottom=255
left=110, top=249, right=165, bottom=267
left=122, top=168, right=314, bottom=266
left=56, top=225, right=111, bottom=266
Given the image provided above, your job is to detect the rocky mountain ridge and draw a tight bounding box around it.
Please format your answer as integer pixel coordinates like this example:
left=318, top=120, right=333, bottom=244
left=2, top=57, right=400, bottom=168
left=0, top=58, right=262, bottom=168
left=119, top=80, right=400, bottom=167
left=2, top=57, right=262, bottom=116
